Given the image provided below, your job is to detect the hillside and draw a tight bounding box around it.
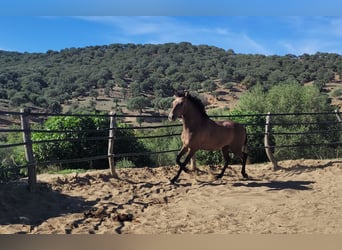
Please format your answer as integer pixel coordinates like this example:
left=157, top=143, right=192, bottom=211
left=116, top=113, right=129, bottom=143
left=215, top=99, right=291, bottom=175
left=1, top=42, right=342, bottom=120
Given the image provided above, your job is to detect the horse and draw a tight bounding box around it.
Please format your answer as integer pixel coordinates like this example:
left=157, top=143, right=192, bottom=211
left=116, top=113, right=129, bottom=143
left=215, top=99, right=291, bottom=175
left=168, top=90, right=249, bottom=183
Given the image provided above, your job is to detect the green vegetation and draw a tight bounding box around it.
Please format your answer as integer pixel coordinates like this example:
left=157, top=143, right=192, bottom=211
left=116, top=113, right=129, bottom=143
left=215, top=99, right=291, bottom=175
left=332, top=88, right=342, bottom=99
left=115, top=158, right=136, bottom=169
left=32, top=114, right=109, bottom=171
left=0, top=127, right=26, bottom=182
left=237, top=82, right=341, bottom=160
left=1, top=43, right=342, bottom=180
left=136, top=122, right=182, bottom=167
left=1, top=43, right=341, bottom=113
left=44, top=168, right=88, bottom=175
left=31, top=114, right=152, bottom=172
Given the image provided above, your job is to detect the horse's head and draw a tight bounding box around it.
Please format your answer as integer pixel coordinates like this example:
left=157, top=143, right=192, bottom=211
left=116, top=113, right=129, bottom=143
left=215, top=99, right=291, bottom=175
left=168, top=90, right=189, bottom=121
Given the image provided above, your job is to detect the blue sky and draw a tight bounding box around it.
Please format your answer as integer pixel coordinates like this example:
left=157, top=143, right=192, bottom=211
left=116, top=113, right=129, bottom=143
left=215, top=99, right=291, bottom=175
left=2, top=16, right=342, bottom=56
left=1, top=1, right=342, bottom=55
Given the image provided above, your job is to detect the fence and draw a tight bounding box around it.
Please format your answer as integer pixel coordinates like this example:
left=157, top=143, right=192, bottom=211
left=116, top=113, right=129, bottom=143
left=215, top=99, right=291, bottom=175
left=0, top=108, right=341, bottom=191
left=264, top=110, right=342, bottom=170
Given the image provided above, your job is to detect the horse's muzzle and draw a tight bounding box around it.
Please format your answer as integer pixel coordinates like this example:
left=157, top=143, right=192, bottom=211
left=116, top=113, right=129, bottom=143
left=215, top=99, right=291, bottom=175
left=168, top=113, right=176, bottom=121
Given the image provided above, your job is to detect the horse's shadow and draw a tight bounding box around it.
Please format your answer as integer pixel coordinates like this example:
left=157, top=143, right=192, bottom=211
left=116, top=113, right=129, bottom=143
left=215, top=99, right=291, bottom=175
left=233, top=180, right=315, bottom=191
left=233, top=160, right=341, bottom=191
left=277, top=160, right=342, bottom=173
left=194, top=176, right=315, bottom=191
left=0, top=181, right=97, bottom=228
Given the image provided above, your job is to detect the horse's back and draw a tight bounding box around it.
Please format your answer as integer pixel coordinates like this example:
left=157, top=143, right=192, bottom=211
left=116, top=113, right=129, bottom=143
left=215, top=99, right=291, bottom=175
left=216, top=120, right=240, bottom=128
left=215, top=120, right=247, bottom=151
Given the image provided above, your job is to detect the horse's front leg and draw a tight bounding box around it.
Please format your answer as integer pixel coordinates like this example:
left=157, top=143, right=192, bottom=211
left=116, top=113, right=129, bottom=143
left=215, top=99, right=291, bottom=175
left=171, top=147, right=195, bottom=184
left=176, top=146, right=188, bottom=167
left=171, top=146, right=188, bottom=184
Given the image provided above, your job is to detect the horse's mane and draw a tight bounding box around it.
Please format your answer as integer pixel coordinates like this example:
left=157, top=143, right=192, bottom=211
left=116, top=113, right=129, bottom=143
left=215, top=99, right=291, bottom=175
left=175, top=91, right=208, bottom=118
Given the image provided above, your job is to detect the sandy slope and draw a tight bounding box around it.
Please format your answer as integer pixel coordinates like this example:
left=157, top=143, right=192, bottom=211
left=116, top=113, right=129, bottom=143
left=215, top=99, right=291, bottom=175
left=0, top=159, right=341, bottom=234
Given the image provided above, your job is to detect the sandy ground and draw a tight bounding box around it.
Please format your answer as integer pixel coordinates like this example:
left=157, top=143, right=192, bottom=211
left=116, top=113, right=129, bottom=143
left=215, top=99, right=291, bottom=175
left=0, top=159, right=341, bottom=234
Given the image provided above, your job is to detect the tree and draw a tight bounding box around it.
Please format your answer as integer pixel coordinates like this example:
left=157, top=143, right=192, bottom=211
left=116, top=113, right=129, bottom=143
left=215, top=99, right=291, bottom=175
left=241, top=75, right=257, bottom=88
left=237, top=84, right=266, bottom=114
left=202, top=80, right=217, bottom=93
left=152, top=97, right=173, bottom=111
left=237, top=82, right=339, bottom=160
left=48, top=101, right=62, bottom=113
left=127, top=96, right=151, bottom=114
left=1, top=43, right=342, bottom=112
left=10, top=92, right=27, bottom=106
left=89, top=89, right=99, bottom=100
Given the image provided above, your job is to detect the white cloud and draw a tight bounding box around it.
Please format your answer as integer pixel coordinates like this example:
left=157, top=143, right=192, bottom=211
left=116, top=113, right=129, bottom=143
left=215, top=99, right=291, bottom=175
left=213, top=28, right=230, bottom=36
left=76, top=16, right=176, bottom=35
left=80, top=16, right=269, bottom=54
left=276, top=17, right=342, bottom=55
left=279, top=40, right=319, bottom=55
left=237, top=34, right=271, bottom=55
left=75, top=16, right=342, bottom=55
left=279, top=38, right=342, bottom=55
left=327, top=17, right=342, bottom=37
left=295, top=17, right=342, bottom=39
left=0, top=45, right=13, bottom=52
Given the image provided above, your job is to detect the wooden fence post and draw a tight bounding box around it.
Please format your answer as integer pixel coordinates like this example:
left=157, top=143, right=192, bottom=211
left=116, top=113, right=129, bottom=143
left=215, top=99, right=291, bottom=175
left=335, top=108, right=342, bottom=123
left=108, top=111, right=118, bottom=178
left=264, top=112, right=278, bottom=170
left=20, top=108, right=36, bottom=191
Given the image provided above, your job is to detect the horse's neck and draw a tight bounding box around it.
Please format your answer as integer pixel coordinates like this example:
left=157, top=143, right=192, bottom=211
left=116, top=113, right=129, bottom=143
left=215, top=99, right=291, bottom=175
left=182, top=108, right=208, bottom=131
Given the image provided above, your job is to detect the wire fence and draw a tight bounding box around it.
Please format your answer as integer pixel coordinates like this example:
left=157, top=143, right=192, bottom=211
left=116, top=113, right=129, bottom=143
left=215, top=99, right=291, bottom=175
left=0, top=108, right=342, bottom=190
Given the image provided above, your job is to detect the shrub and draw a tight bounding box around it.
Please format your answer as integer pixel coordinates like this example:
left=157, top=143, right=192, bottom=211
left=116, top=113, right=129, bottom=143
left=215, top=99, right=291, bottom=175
left=115, top=158, right=136, bottom=168
left=32, top=113, right=152, bottom=171
left=137, top=121, right=182, bottom=167
left=0, top=128, right=26, bottom=182
left=332, top=88, right=342, bottom=98
left=237, top=82, right=341, bottom=160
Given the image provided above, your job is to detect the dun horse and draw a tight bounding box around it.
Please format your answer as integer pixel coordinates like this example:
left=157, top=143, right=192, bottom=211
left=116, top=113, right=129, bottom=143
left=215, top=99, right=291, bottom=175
left=168, top=91, right=249, bottom=183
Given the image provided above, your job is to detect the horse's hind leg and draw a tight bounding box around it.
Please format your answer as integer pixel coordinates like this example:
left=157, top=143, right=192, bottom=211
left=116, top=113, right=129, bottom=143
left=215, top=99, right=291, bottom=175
left=189, top=154, right=196, bottom=172
left=217, top=146, right=230, bottom=179
left=241, top=152, right=249, bottom=179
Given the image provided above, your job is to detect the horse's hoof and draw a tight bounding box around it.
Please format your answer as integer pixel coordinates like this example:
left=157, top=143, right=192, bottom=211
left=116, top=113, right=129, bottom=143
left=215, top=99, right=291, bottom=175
left=170, top=178, right=178, bottom=184
left=216, top=174, right=223, bottom=180
left=242, top=173, right=249, bottom=179
left=183, top=167, right=191, bottom=174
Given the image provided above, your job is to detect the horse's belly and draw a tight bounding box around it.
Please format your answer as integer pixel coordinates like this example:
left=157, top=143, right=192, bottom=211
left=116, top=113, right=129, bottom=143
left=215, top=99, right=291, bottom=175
left=197, top=134, right=229, bottom=150
left=200, top=144, right=221, bottom=150
left=184, top=125, right=236, bottom=150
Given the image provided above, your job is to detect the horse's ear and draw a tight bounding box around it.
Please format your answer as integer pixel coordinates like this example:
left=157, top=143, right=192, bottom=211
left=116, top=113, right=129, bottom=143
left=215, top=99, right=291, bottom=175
left=174, top=89, right=185, bottom=97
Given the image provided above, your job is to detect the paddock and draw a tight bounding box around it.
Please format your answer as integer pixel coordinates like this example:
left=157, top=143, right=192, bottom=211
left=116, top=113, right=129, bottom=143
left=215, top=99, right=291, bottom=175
left=1, top=159, right=341, bottom=234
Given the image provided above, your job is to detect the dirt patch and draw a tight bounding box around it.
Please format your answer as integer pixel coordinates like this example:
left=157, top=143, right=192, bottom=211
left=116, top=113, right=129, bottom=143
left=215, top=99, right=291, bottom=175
left=1, top=159, right=341, bottom=234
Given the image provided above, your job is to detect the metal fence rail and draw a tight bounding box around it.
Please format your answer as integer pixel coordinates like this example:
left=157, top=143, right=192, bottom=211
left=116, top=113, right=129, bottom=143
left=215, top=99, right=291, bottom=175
left=1, top=108, right=341, bottom=191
